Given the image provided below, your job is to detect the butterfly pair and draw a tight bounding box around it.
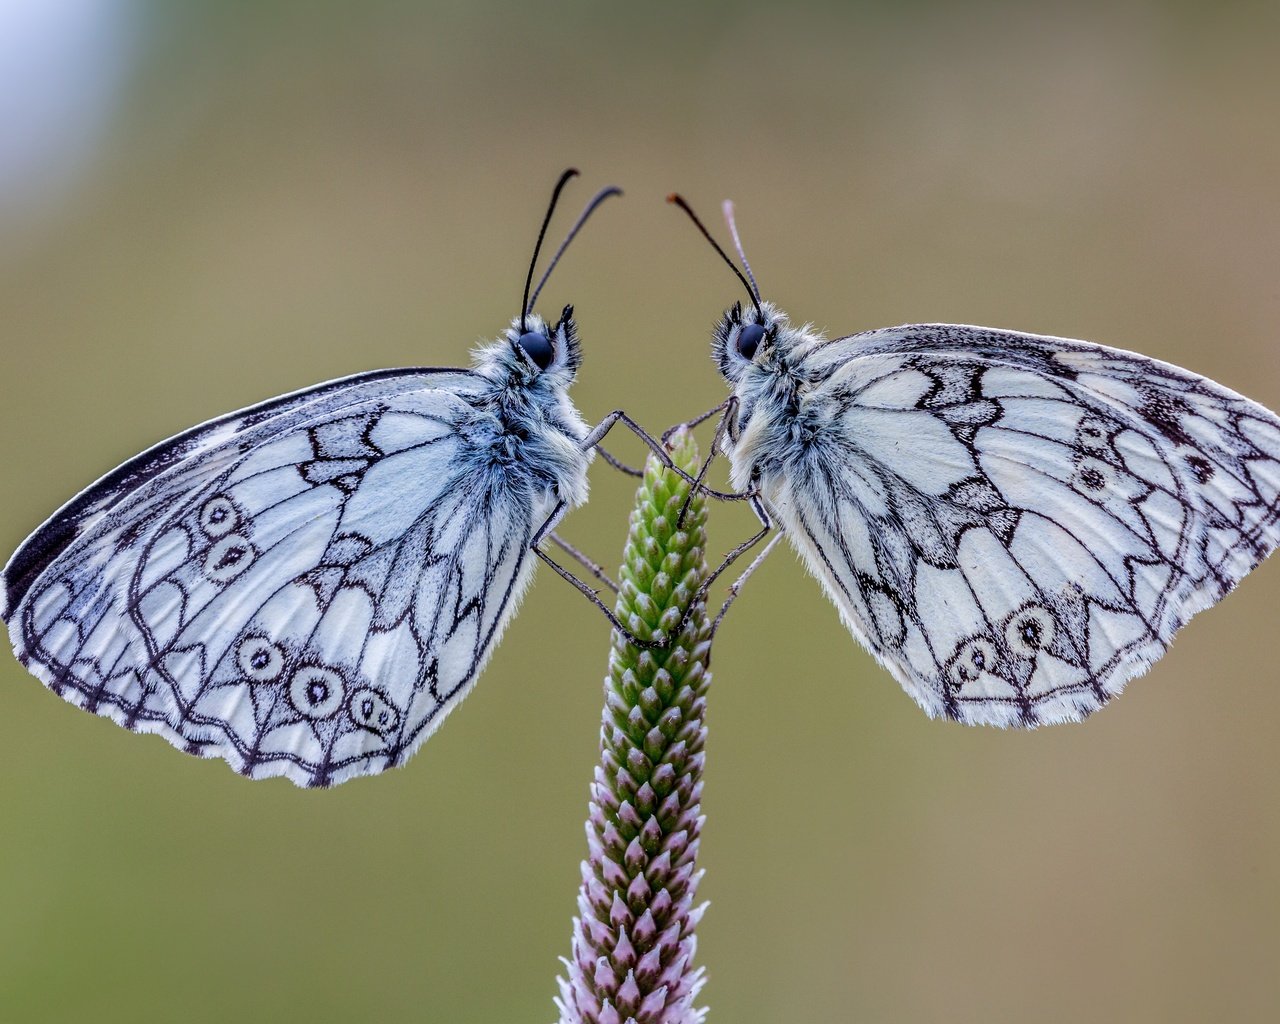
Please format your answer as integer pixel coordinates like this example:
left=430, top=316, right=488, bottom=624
left=5, top=170, right=1280, bottom=787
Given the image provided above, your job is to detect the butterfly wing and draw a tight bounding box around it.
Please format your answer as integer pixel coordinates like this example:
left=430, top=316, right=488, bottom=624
left=763, top=324, right=1280, bottom=726
left=3, top=368, right=554, bottom=785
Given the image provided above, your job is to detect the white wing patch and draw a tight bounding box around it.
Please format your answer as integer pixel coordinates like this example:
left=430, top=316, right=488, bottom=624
left=763, top=326, right=1280, bottom=726
left=6, top=373, right=555, bottom=785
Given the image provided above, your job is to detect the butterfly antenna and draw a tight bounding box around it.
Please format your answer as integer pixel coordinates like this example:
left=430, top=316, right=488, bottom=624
left=667, top=193, right=763, bottom=320
left=722, top=199, right=762, bottom=306
left=522, top=168, right=580, bottom=332
left=527, top=184, right=623, bottom=312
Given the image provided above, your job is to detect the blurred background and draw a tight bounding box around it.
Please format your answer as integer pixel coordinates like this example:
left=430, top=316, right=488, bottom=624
left=2, top=2, right=1279, bottom=1021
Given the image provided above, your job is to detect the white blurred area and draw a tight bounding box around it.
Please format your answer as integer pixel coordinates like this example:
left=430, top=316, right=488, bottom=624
left=0, top=0, right=138, bottom=238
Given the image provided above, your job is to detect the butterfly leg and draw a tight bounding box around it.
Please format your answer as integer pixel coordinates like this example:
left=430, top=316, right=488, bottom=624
left=661, top=399, right=731, bottom=446
left=696, top=482, right=775, bottom=601
left=675, top=397, right=742, bottom=528
left=531, top=497, right=669, bottom=649
left=593, top=444, right=644, bottom=478
left=643, top=482, right=778, bottom=647
left=547, top=531, right=619, bottom=594
left=582, top=410, right=744, bottom=501
left=710, top=532, right=783, bottom=641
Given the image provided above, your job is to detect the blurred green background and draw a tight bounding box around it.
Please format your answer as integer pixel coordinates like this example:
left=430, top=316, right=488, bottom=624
left=2, top=2, right=1279, bottom=1021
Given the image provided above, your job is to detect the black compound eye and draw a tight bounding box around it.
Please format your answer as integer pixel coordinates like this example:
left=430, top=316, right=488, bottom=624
left=517, top=331, right=554, bottom=370
left=737, top=323, right=765, bottom=359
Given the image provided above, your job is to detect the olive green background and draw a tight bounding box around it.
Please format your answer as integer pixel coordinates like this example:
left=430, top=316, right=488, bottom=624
left=2, top=3, right=1279, bottom=1022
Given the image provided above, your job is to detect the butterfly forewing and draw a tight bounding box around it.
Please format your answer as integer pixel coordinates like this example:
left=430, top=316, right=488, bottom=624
left=735, top=322, right=1280, bottom=726
left=4, top=367, right=560, bottom=786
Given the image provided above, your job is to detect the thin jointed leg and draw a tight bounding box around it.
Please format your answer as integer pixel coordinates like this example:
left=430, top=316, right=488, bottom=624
left=661, top=400, right=730, bottom=446
left=532, top=497, right=666, bottom=649
left=664, top=485, right=777, bottom=646
left=710, top=532, right=783, bottom=640
left=676, top=399, right=739, bottom=528
left=692, top=485, right=775, bottom=606
left=534, top=439, right=777, bottom=650
left=583, top=410, right=747, bottom=502
left=594, top=444, right=643, bottom=478
left=548, top=531, right=619, bottom=594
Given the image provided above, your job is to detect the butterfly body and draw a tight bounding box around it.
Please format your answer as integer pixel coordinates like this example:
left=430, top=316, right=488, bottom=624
left=711, top=299, right=1280, bottom=727
left=2, top=311, right=596, bottom=786
left=455, top=314, right=593, bottom=506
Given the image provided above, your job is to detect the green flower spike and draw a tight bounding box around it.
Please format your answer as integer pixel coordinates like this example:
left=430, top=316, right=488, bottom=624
left=554, top=427, right=712, bottom=1024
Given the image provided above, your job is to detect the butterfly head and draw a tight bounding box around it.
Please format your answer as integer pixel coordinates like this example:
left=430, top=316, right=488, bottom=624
left=713, top=299, right=790, bottom=383
left=480, top=306, right=582, bottom=388
left=664, top=194, right=800, bottom=385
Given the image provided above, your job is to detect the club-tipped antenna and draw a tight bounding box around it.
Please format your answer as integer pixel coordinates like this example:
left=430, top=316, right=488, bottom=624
left=522, top=168, right=580, bottom=332
left=667, top=193, right=763, bottom=320
left=527, top=184, right=623, bottom=314
left=722, top=199, right=761, bottom=306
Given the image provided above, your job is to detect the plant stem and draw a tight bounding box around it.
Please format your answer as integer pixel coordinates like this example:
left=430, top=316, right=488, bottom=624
left=555, top=427, right=712, bottom=1024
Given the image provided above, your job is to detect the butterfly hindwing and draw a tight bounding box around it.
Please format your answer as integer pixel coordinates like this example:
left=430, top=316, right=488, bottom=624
left=5, top=369, right=553, bottom=785
left=760, top=324, right=1280, bottom=725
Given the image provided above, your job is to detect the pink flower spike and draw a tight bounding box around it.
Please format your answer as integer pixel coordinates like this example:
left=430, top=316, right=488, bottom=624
left=554, top=429, right=711, bottom=1024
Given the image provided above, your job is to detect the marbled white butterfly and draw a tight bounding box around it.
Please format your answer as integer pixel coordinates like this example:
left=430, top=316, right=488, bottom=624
left=0, top=170, right=671, bottom=786
left=670, top=194, right=1280, bottom=727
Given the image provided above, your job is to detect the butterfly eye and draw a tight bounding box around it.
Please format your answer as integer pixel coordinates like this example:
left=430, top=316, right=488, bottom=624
left=737, top=323, right=765, bottom=359
left=517, top=331, right=555, bottom=370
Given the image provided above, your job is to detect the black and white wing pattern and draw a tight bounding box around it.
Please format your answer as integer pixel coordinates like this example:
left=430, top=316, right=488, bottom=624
left=756, top=324, right=1280, bottom=726
left=2, top=369, right=555, bottom=785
